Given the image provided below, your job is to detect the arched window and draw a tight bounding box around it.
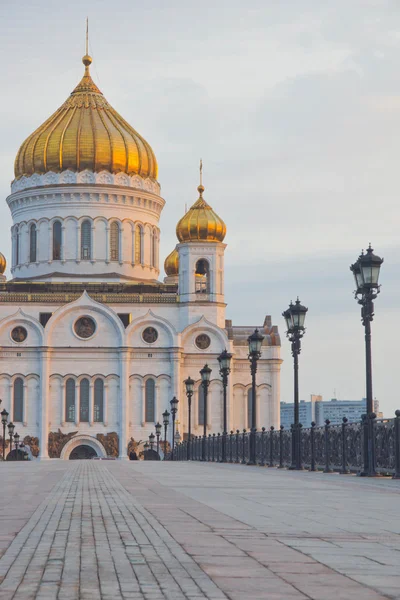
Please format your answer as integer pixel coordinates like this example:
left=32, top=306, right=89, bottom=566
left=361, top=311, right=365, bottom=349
left=81, top=220, right=91, bottom=260
left=195, top=259, right=210, bottom=294
left=65, top=378, right=75, bottom=423
left=247, top=389, right=253, bottom=429
left=198, top=384, right=205, bottom=426
left=29, top=224, right=37, bottom=263
left=15, top=227, right=20, bottom=266
left=145, top=379, right=155, bottom=422
left=94, top=378, right=104, bottom=422
left=53, top=221, right=62, bottom=260
left=110, top=222, right=120, bottom=262
left=13, top=378, right=23, bottom=423
left=80, top=378, right=89, bottom=422
left=135, top=224, right=143, bottom=264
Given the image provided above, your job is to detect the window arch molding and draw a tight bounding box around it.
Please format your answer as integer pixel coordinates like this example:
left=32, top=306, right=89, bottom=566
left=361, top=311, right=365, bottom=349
left=14, top=225, right=20, bottom=267
left=195, top=258, right=210, bottom=294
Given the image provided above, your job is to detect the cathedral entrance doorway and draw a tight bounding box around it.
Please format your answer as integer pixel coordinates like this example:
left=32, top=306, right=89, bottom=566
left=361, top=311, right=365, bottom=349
left=69, top=445, right=97, bottom=460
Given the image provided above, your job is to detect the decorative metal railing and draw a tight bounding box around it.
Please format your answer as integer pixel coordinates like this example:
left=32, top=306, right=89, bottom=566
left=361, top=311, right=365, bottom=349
left=173, top=412, right=400, bottom=478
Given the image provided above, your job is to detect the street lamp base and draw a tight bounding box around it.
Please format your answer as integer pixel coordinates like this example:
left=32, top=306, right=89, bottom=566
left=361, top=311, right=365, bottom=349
left=357, top=470, right=381, bottom=477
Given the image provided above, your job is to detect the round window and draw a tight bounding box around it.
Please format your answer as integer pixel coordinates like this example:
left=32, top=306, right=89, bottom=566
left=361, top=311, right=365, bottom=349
left=195, top=334, right=211, bottom=350
left=11, top=326, right=27, bottom=343
left=74, top=316, right=96, bottom=339
left=142, top=327, right=158, bottom=344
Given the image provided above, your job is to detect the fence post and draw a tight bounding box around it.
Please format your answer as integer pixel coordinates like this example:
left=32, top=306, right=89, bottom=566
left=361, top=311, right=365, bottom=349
left=310, top=421, right=316, bottom=472
left=269, top=426, right=274, bottom=467
left=242, top=429, right=246, bottom=464
left=341, top=417, right=350, bottom=474
left=212, top=433, right=215, bottom=462
left=235, top=430, right=240, bottom=463
left=260, top=427, right=266, bottom=466
left=368, top=412, right=377, bottom=477
left=278, top=425, right=284, bottom=468
left=229, top=431, right=233, bottom=463
left=324, top=419, right=333, bottom=473
left=393, top=410, right=400, bottom=479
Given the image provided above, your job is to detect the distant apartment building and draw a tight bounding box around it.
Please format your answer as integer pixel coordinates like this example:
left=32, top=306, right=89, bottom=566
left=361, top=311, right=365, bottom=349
left=280, top=396, right=381, bottom=428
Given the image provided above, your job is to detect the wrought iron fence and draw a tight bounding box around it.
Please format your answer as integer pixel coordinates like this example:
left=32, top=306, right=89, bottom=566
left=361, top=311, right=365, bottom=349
left=173, top=412, right=400, bottom=478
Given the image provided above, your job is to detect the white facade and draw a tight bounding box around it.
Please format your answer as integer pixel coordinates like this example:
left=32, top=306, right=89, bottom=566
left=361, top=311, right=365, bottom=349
left=1, top=60, right=282, bottom=461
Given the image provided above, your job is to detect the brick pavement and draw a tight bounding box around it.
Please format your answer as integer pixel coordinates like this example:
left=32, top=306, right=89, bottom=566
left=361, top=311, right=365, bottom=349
left=1, top=461, right=400, bottom=599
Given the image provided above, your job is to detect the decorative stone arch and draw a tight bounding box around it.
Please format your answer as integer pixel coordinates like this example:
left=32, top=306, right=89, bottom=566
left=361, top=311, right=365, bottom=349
left=60, top=434, right=107, bottom=460
left=0, top=309, right=44, bottom=346
left=126, top=309, right=178, bottom=348
left=181, top=316, right=230, bottom=351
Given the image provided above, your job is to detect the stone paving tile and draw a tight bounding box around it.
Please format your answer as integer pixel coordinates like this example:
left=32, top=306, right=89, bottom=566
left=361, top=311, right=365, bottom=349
left=1, top=461, right=399, bottom=599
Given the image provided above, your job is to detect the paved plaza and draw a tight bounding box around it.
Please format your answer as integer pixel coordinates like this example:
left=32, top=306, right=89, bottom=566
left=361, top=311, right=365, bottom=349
left=1, top=462, right=400, bottom=600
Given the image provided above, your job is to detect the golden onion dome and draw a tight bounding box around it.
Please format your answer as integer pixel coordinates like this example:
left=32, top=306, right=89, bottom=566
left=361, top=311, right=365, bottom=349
left=176, top=185, right=226, bottom=243
left=0, top=252, right=6, bottom=274
left=14, top=55, right=158, bottom=180
left=164, top=248, right=179, bottom=276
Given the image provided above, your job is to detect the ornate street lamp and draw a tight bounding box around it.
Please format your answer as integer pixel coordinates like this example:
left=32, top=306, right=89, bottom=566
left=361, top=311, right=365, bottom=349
left=184, top=376, right=195, bottom=460
left=170, top=397, right=179, bottom=460
left=13, top=432, right=20, bottom=461
left=218, top=349, right=232, bottom=462
left=7, top=422, right=14, bottom=460
left=247, top=329, right=264, bottom=465
left=350, top=244, right=383, bottom=476
left=1, top=409, right=8, bottom=461
left=282, top=298, right=308, bottom=470
left=149, top=432, right=155, bottom=452
left=162, top=410, right=170, bottom=460
left=155, top=422, right=162, bottom=456
left=200, top=364, right=212, bottom=461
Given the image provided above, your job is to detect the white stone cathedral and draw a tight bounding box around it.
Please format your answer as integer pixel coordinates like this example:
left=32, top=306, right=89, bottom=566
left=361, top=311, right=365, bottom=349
left=0, top=50, right=281, bottom=460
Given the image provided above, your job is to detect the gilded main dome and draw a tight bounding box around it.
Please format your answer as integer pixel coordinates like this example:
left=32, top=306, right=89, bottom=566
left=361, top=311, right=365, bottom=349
left=176, top=185, right=226, bottom=243
left=14, top=55, right=158, bottom=180
left=164, top=248, right=179, bottom=276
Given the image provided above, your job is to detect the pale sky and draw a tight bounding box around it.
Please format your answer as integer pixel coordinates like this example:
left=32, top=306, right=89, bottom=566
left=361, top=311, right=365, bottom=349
left=0, top=1, right=399, bottom=416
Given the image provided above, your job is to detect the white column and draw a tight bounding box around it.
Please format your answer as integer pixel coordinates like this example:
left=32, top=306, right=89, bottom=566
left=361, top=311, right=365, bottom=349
left=38, top=349, right=50, bottom=459
left=61, top=379, right=66, bottom=426
left=105, top=225, right=110, bottom=263
left=76, top=223, right=81, bottom=262
left=23, top=382, right=28, bottom=427
left=270, top=362, right=281, bottom=429
left=103, top=382, right=108, bottom=426
left=48, top=224, right=52, bottom=263
left=119, top=349, right=129, bottom=459
left=155, top=382, right=160, bottom=424
left=61, top=224, right=66, bottom=262
left=89, top=381, right=94, bottom=426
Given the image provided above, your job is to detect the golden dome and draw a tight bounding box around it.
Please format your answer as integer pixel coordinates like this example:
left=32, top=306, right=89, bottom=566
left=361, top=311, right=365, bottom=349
left=176, top=185, right=226, bottom=243
left=14, top=55, right=158, bottom=180
left=0, top=252, right=6, bottom=274
left=164, top=248, right=179, bottom=276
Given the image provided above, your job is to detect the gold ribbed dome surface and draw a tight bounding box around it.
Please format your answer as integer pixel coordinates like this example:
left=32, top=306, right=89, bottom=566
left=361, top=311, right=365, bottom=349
left=164, top=248, right=179, bottom=276
left=0, top=252, right=6, bottom=274
left=176, top=185, right=226, bottom=243
left=14, top=55, right=158, bottom=180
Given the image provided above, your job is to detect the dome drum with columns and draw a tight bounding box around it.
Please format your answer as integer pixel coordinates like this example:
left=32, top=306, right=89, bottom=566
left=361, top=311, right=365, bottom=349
left=0, top=46, right=282, bottom=460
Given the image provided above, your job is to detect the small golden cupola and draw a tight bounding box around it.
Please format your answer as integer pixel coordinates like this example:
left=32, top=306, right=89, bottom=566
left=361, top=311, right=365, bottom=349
left=164, top=248, right=179, bottom=276
left=0, top=252, right=6, bottom=275
left=14, top=52, right=158, bottom=181
left=176, top=183, right=226, bottom=243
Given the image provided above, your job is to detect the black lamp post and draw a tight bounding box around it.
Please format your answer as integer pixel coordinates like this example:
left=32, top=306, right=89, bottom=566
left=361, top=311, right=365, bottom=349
left=184, top=376, right=195, bottom=460
left=200, top=364, right=212, bottom=461
left=247, top=329, right=264, bottom=465
left=218, top=349, right=232, bottom=463
left=350, top=244, right=383, bottom=476
left=155, top=422, right=162, bottom=456
left=170, top=397, right=179, bottom=460
left=1, top=409, right=8, bottom=460
left=7, top=422, right=14, bottom=461
left=162, top=410, right=170, bottom=459
left=149, top=432, right=155, bottom=452
left=14, top=432, right=20, bottom=461
left=283, top=298, right=308, bottom=470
